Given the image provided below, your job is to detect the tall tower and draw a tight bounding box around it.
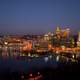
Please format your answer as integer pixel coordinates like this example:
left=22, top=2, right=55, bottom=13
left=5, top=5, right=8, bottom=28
left=77, top=32, right=80, bottom=47
left=66, top=28, right=70, bottom=38
left=56, top=26, right=61, bottom=34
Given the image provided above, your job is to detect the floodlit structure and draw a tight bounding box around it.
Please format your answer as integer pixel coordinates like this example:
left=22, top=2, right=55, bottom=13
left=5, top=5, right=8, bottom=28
left=77, top=32, right=80, bottom=47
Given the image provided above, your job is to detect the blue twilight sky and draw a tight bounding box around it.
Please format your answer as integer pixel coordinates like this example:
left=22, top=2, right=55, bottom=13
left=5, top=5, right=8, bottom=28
left=0, top=0, right=80, bottom=35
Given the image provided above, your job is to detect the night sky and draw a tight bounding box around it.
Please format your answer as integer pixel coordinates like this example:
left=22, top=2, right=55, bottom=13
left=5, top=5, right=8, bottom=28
left=0, top=0, right=80, bottom=35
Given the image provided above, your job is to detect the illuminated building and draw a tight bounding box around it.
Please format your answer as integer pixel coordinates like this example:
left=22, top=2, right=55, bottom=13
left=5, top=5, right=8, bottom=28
left=56, top=26, right=61, bottom=34
left=52, top=27, right=71, bottom=47
left=7, top=40, right=23, bottom=56
left=44, top=34, right=49, bottom=41
left=77, top=32, right=80, bottom=47
left=1, top=36, right=23, bottom=57
left=52, top=36, right=61, bottom=47
left=55, top=26, right=70, bottom=39
left=69, top=37, right=75, bottom=48
left=44, top=32, right=53, bottom=41
left=66, top=28, right=70, bottom=38
left=23, top=40, right=32, bottom=51
left=33, top=39, right=49, bottom=52
left=61, top=28, right=70, bottom=38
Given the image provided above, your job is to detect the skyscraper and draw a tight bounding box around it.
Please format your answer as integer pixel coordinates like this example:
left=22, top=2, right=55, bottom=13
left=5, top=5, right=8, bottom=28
left=77, top=32, right=80, bottom=47
left=56, top=26, right=61, bottom=34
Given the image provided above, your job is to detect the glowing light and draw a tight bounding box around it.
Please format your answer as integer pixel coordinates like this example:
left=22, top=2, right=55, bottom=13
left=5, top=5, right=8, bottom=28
left=29, top=73, right=33, bottom=77
left=56, top=55, right=59, bottom=61
left=37, top=72, right=40, bottom=75
left=72, top=54, right=75, bottom=58
left=4, top=42, right=8, bottom=45
left=48, top=44, right=52, bottom=50
left=44, top=57, right=49, bottom=62
left=56, top=51, right=59, bottom=54
left=28, top=53, right=31, bottom=57
left=23, top=41, right=32, bottom=51
left=56, top=26, right=61, bottom=32
left=61, top=45, right=65, bottom=51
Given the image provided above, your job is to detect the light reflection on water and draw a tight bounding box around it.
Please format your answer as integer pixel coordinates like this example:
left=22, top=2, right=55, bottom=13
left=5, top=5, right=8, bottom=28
left=56, top=55, right=59, bottom=62
left=0, top=53, right=59, bottom=73
left=0, top=52, right=77, bottom=74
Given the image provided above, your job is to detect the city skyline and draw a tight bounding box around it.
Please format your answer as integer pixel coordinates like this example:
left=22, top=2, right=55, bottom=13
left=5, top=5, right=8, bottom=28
left=0, top=0, right=80, bottom=35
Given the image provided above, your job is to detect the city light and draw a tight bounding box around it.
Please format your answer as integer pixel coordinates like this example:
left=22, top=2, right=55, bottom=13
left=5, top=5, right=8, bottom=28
left=44, top=57, right=49, bottom=62
left=0, top=0, right=80, bottom=79
left=56, top=55, right=59, bottom=61
left=4, top=42, right=8, bottom=45
left=0, top=27, right=80, bottom=61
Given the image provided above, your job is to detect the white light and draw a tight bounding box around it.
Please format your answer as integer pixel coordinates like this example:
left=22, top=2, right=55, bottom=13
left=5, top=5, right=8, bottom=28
left=44, top=57, right=49, bottom=62
left=72, top=55, right=75, bottom=58
left=28, top=53, right=31, bottom=57
left=4, top=42, right=8, bottom=45
left=56, top=55, right=59, bottom=61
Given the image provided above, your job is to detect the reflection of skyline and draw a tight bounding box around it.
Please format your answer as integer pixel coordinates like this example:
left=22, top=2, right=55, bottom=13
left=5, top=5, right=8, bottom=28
left=0, top=0, right=80, bottom=34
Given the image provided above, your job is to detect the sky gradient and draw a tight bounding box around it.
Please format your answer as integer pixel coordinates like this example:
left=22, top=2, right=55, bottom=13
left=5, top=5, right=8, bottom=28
left=0, top=0, right=80, bottom=35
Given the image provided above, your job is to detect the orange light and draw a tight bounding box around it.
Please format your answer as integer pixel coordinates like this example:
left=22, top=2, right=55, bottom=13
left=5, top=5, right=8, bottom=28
left=23, top=41, right=32, bottom=51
